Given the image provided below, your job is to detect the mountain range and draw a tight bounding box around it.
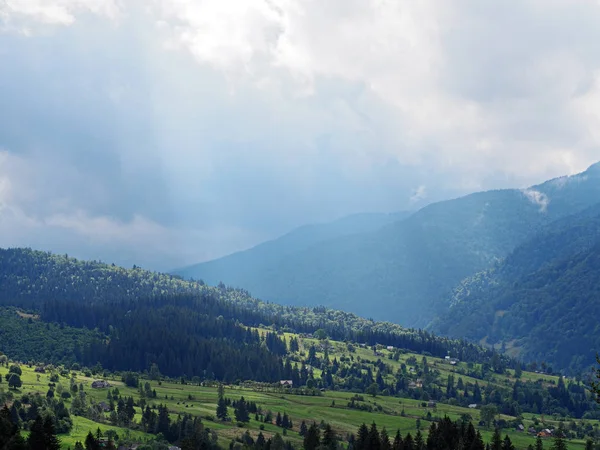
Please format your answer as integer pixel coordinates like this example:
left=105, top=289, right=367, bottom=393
left=175, top=162, right=600, bottom=329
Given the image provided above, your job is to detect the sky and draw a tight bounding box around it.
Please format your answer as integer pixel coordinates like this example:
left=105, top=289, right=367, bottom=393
left=1, top=0, right=600, bottom=271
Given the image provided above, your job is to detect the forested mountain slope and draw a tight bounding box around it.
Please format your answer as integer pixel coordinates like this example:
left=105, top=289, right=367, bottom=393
left=177, top=162, right=600, bottom=327
left=430, top=202, right=600, bottom=373
left=0, top=248, right=497, bottom=375
left=175, top=210, right=410, bottom=286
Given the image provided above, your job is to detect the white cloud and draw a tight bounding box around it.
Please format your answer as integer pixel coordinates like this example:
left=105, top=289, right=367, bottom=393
left=410, top=185, right=427, bottom=204
left=522, top=189, right=550, bottom=212
left=1, top=1, right=600, bottom=267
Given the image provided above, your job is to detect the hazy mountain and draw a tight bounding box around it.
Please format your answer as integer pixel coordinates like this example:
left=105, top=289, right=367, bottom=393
left=175, top=210, right=411, bottom=283
left=430, top=201, right=600, bottom=373
left=176, top=162, right=600, bottom=327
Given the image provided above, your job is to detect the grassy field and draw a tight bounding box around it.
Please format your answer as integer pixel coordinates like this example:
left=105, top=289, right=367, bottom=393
left=2, top=346, right=594, bottom=450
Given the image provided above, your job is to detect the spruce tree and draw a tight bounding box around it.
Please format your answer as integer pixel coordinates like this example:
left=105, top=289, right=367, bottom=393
left=322, top=424, right=337, bottom=450
left=471, top=431, right=486, bottom=450
left=502, top=435, right=515, bottom=450
left=392, top=430, right=403, bottom=450
left=404, top=433, right=414, bottom=450
left=27, top=416, right=46, bottom=450
left=367, top=423, right=381, bottom=450
left=43, top=416, right=61, bottom=450
left=414, top=430, right=424, bottom=450
left=216, top=397, right=228, bottom=421
left=234, top=397, right=249, bottom=423
left=303, top=424, right=320, bottom=450
left=491, top=429, right=502, bottom=450
left=300, top=420, right=308, bottom=436
left=356, top=423, right=369, bottom=450
left=535, top=435, right=544, bottom=450
left=551, top=430, right=567, bottom=450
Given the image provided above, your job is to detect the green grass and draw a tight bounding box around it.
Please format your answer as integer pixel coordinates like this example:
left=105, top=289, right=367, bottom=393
left=0, top=334, right=594, bottom=450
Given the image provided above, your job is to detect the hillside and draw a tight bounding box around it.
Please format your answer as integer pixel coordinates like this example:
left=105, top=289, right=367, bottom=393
left=0, top=248, right=498, bottom=373
left=175, top=162, right=600, bottom=327
left=0, top=328, right=597, bottom=450
left=0, top=248, right=598, bottom=449
left=175, top=210, right=411, bottom=285
left=430, top=202, right=600, bottom=373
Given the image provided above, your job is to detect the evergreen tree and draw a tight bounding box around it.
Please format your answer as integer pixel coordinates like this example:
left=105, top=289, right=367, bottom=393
left=491, top=429, right=502, bottom=450
left=551, top=430, right=567, bottom=450
left=27, top=416, right=46, bottom=450
left=303, top=424, right=320, bottom=450
left=535, top=435, right=544, bottom=450
left=322, top=424, right=337, bottom=450
left=299, top=421, right=308, bottom=437
left=216, top=397, right=228, bottom=421
left=367, top=423, right=381, bottom=450
left=404, top=433, right=414, bottom=450
left=42, top=416, right=61, bottom=450
left=392, top=430, right=403, bottom=450
left=501, top=435, right=514, bottom=450
left=471, top=431, right=486, bottom=450
left=414, top=430, right=424, bottom=450
left=234, top=397, right=249, bottom=423
left=380, top=427, right=391, bottom=450
left=85, top=431, right=99, bottom=450
left=356, top=423, right=369, bottom=450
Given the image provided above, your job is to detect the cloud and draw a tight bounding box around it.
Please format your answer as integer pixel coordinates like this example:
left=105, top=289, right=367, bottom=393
left=522, top=189, right=550, bottom=212
left=410, top=186, right=427, bottom=204
left=1, top=1, right=600, bottom=268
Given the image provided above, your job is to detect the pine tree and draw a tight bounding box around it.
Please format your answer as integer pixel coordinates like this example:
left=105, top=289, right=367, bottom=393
left=85, top=431, right=99, bottom=450
left=392, top=430, right=403, bottom=450
left=234, top=396, right=249, bottom=423
left=300, top=421, right=308, bottom=437
left=491, top=429, right=502, bottom=450
left=43, top=416, right=61, bottom=450
left=27, top=416, right=46, bottom=450
left=367, top=423, right=381, bottom=450
left=216, top=397, right=228, bottom=421
left=381, top=427, right=391, bottom=450
left=304, top=424, right=320, bottom=450
left=404, top=433, right=414, bottom=450
left=502, top=435, right=515, bottom=450
left=322, top=424, right=337, bottom=450
left=551, top=430, right=567, bottom=450
left=356, top=423, right=369, bottom=450
left=471, top=431, right=486, bottom=450
left=535, top=435, right=544, bottom=450
left=415, top=430, right=424, bottom=450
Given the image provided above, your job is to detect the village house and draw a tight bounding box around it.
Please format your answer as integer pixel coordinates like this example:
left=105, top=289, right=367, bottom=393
left=386, top=346, right=394, bottom=351
left=279, top=380, right=293, bottom=388
left=34, top=366, right=46, bottom=374
left=468, top=404, right=478, bottom=409
left=427, top=401, right=437, bottom=408
left=91, top=380, right=111, bottom=389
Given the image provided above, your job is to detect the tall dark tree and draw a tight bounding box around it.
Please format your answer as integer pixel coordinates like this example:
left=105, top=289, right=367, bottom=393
left=43, top=416, right=61, bottom=450
left=303, top=423, right=320, bottom=450
left=392, top=430, right=403, bottom=450
left=27, top=416, right=46, bottom=450
left=322, top=424, right=337, bottom=450
left=216, top=397, right=228, bottom=421
left=234, top=397, right=249, bottom=423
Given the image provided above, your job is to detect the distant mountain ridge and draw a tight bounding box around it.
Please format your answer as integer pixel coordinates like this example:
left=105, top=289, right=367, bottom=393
left=175, top=210, right=412, bottom=278
left=175, top=162, right=600, bottom=328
